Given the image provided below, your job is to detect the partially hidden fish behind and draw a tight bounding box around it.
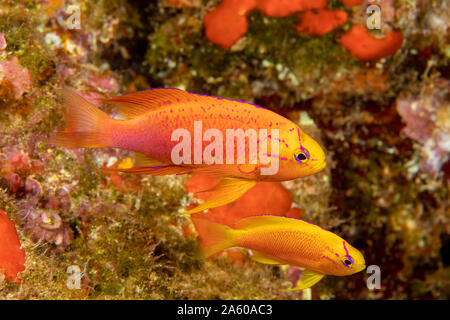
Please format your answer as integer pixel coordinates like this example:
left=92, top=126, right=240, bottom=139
left=49, top=88, right=326, bottom=214
left=192, top=215, right=366, bottom=290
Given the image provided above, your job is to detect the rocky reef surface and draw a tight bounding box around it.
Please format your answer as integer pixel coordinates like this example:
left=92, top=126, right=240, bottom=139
left=0, top=0, right=448, bottom=299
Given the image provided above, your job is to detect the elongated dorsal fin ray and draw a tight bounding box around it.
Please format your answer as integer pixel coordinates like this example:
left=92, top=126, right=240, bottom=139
left=93, top=88, right=229, bottom=119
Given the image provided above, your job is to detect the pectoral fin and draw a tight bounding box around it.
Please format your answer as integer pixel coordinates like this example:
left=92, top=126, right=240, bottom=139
left=285, top=269, right=325, bottom=291
left=183, top=178, right=256, bottom=215
left=250, top=250, right=287, bottom=265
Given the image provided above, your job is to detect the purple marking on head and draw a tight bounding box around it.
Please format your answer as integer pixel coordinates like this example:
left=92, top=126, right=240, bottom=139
left=262, top=153, right=288, bottom=161
left=296, top=128, right=307, bottom=155
left=335, top=253, right=339, bottom=257
left=321, top=255, right=336, bottom=264
left=343, top=241, right=354, bottom=264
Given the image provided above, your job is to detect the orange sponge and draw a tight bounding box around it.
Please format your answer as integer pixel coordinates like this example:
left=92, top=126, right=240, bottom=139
left=340, top=25, right=403, bottom=60
left=296, top=9, right=348, bottom=36
left=0, top=209, right=26, bottom=283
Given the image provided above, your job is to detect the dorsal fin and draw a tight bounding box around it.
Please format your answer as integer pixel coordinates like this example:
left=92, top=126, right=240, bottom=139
left=234, top=215, right=303, bottom=230
left=93, top=88, right=222, bottom=119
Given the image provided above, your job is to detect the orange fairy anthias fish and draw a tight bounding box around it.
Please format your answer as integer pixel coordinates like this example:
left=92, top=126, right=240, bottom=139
left=192, top=215, right=366, bottom=290
left=49, top=88, right=326, bottom=214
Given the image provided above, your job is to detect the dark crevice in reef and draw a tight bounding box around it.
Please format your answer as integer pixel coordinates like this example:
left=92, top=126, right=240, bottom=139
left=99, top=0, right=161, bottom=88
left=441, top=233, right=450, bottom=267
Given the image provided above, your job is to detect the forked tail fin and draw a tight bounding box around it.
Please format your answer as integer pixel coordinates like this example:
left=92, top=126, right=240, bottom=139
left=191, top=217, right=236, bottom=258
left=48, top=89, right=111, bottom=148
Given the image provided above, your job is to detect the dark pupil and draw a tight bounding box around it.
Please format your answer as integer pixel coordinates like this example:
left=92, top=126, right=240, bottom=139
left=296, top=153, right=307, bottom=161
left=344, top=259, right=352, bottom=266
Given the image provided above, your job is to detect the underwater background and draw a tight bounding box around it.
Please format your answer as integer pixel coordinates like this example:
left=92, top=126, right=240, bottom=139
left=0, top=0, right=448, bottom=299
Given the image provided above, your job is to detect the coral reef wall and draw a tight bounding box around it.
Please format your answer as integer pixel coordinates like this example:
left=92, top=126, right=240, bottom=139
left=0, top=0, right=448, bottom=299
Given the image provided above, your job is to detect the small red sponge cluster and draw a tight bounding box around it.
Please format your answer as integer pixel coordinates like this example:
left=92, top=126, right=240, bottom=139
left=340, top=25, right=403, bottom=60
left=0, top=209, right=26, bottom=283
left=204, top=0, right=403, bottom=61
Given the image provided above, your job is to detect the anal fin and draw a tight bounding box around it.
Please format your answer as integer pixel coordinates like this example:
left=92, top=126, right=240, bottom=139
left=183, top=178, right=256, bottom=215
left=250, top=250, right=287, bottom=265
left=284, top=269, right=325, bottom=291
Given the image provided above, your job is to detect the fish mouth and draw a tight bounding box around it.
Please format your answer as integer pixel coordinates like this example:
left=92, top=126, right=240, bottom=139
left=356, top=264, right=366, bottom=273
left=315, top=160, right=326, bottom=172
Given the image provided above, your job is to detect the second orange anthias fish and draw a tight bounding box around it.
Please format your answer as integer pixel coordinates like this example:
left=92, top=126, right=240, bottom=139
left=50, top=88, right=326, bottom=213
left=193, top=215, right=366, bottom=290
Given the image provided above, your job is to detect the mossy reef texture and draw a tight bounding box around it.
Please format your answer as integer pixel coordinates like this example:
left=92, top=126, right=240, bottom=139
left=0, top=0, right=448, bottom=299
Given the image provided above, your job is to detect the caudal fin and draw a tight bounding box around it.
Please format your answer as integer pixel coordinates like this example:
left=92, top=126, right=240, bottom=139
left=48, top=89, right=111, bottom=148
left=191, top=217, right=236, bottom=257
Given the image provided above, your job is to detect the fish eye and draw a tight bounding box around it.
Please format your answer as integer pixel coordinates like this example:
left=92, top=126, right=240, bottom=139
left=342, top=255, right=354, bottom=268
left=294, top=149, right=309, bottom=163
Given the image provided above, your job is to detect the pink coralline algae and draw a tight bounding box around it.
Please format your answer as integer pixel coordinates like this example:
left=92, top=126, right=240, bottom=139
left=0, top=33, right=6, bottom=50
left=0, top=57, right=32, bottom=99
left=396, top=80, right=450, bottom=175
left=22, top=209, right=73, bottom=251
left=5, top=151, right=31, bottom=173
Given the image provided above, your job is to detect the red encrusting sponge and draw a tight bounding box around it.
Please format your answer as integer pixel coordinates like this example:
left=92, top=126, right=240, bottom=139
left=203, top=0, right=256, bottom=48
left=0, top=209, right=26, bottom=283
left=256, top=0, right=327, bottom=18
left=341, top=0, right=364, bottom=7
left=296, top=9, right=348, bottom=36
left=340, top=25, right=403, bottom=61
left=204, top=0, right=403, bottom=61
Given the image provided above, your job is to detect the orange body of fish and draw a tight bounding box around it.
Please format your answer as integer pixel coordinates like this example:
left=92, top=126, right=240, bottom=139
left=50, top=88, right=326, bottom=213
left=192, top=215, right=366, bottom=290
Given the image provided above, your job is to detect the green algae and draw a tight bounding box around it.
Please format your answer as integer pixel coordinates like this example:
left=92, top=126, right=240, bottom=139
left=0, top=0, right=448, bottom=301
